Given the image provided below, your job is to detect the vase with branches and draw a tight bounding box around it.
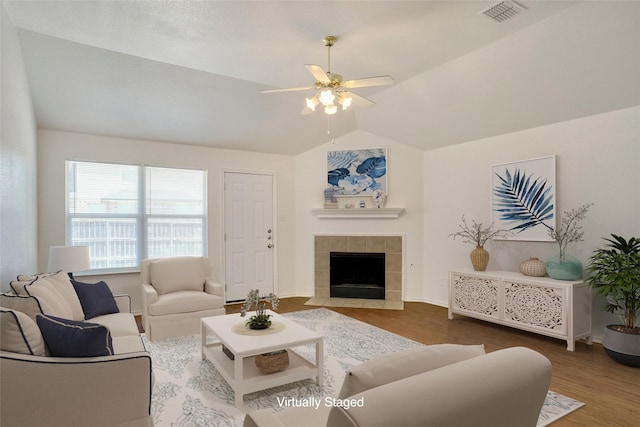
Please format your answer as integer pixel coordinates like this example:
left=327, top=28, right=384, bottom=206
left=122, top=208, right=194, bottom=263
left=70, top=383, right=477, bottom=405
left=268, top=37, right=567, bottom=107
left=545, top=203, right=592, bottom=280
left=449, top=215, right=510, bottom=271
left=240, top=289, right=280, bottom=330
left=548, top=203, right=593, bottom=261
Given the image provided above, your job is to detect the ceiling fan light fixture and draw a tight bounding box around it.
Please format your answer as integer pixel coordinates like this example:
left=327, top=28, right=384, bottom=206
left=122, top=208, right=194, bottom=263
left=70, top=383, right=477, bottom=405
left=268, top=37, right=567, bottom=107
left=262, top=35, right=393, bottom=117
left=339, top=94, right=352, bottom=110
left=306, top=96, right=319, bottom=111
left=324, top=104, right=338, bottom=115
left=319, top=89, right=335, bottom=106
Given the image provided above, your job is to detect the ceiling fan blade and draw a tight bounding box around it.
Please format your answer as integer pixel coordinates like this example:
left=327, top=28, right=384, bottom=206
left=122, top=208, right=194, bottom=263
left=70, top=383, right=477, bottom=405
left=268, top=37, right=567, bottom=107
left=261, top=86, right=315, bottom=94
left=306, top=64, right=330, bottom=83
left=342, top=75, right=394, bottom=89
left=342, top=91, right=376, bottom=108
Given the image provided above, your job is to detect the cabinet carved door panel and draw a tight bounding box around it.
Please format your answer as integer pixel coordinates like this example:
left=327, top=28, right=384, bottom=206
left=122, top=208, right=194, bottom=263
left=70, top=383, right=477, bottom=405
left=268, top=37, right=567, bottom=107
left=451, top=275, right=499, bottom=319
left=503, top=282, right=565, bottom=333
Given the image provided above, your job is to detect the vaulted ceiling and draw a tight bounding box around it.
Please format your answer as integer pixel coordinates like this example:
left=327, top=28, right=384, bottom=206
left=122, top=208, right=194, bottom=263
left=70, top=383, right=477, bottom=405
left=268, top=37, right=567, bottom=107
left=4, top=1, right=639, bottom=155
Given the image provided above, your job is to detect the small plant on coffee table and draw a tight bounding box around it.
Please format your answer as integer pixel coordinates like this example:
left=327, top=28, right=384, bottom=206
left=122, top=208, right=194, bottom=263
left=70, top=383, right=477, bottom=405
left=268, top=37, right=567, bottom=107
left=240, top=289, right=280, bottom=330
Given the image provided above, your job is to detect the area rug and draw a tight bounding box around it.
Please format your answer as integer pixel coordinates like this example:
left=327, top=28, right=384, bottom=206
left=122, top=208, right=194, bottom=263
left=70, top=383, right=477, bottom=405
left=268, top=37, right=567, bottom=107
left=144, top=308, right=584, bottom=426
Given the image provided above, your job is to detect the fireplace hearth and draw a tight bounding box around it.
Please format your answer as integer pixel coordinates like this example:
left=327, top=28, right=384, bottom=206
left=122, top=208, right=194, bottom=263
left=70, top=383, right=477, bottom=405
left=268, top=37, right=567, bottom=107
left=330, top=252, right=385, bottom=299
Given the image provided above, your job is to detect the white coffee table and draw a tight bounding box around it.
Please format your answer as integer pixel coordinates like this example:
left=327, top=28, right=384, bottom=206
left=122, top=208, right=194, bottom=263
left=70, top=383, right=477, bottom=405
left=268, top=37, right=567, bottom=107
left=201, top=310, right=323, bottom=407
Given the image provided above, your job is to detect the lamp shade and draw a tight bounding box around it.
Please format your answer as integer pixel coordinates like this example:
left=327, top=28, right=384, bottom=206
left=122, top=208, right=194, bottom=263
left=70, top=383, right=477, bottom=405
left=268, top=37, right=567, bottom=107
left=48, top=246, right=91, bottom=273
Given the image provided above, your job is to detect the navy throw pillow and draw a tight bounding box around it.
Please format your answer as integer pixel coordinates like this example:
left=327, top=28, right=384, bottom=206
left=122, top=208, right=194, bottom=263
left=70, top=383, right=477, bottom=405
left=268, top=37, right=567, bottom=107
left=72, top=280, right=119, bottom=320
left=36, top=314, right=114, bottom=357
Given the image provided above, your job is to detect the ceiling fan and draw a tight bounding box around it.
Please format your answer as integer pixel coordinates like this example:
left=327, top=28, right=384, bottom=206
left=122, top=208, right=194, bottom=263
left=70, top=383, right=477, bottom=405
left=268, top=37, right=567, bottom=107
left=261, top=36, right=394, bottom=115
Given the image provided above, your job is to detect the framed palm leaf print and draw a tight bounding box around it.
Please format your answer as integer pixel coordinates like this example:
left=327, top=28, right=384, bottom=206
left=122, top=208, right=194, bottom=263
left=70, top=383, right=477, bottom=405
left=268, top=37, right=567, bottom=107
left=491, top=155, right=556, bottom=241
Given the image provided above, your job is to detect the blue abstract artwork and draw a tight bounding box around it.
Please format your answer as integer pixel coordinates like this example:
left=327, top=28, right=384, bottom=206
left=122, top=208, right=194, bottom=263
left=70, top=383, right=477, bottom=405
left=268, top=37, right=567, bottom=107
left=491, top=155, right=556, bottom=241
left=327, top=148, right=387, bottom=196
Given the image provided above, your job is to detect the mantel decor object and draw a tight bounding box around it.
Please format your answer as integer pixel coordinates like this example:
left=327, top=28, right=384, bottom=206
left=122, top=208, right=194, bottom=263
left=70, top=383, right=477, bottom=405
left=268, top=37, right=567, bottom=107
left=323, top=187, right=338, bottom=209
left=372, top=189, right=386, bottom=208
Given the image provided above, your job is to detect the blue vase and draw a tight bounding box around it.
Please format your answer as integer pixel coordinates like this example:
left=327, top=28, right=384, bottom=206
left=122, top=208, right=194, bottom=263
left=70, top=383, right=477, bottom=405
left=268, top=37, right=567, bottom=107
left=545, top=253, right=582, bottom=280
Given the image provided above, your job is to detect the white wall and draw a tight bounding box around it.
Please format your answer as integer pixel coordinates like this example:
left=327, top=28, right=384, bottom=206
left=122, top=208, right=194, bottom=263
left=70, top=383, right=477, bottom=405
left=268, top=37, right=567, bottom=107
left=294, top=130, right=425, bottom=301
left=0, top=6, right=38, bottom=290
left=37, top=129, right=296, bottom=312
left=424, top=106, right=640, bottom=340
left=33, top=109, right=640, bottom=342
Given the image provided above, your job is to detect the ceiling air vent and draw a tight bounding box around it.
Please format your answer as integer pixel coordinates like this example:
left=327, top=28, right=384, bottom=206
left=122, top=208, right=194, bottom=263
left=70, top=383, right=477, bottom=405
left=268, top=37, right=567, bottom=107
left=479, top=1, right=526, bottom=23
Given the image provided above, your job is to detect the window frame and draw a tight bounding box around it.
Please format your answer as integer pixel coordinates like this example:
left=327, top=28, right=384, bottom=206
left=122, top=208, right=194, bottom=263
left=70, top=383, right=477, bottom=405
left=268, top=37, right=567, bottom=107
left=65, top=160, right=207, bottom=274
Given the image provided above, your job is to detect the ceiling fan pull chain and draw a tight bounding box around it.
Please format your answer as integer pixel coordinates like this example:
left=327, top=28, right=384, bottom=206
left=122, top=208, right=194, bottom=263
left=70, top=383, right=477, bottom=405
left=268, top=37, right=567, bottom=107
left=327, top=115, right=335, bottom=143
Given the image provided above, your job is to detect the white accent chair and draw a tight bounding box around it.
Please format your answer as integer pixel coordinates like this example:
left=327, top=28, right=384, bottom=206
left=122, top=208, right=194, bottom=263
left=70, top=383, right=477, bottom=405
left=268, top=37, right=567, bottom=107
left=141, top=256, right=226, bottom=341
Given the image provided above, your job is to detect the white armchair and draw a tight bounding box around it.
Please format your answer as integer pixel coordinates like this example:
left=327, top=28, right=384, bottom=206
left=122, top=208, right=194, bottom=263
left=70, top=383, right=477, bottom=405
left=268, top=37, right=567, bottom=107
left=141, top=256, right=226, bottom=341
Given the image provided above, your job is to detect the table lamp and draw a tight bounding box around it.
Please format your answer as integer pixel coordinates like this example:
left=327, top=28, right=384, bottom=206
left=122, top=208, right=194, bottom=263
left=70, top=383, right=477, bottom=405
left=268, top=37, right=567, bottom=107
left=48, top=246, right=91, bottom=279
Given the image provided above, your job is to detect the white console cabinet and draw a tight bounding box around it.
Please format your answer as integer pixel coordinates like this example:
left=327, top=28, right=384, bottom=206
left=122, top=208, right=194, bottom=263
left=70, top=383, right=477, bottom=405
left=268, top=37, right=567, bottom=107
left=449, top=270, right=592, bottom=351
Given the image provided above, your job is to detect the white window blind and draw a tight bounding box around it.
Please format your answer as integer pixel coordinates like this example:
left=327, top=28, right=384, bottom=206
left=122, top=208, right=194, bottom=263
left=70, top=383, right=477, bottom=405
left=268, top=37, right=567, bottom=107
left=66, top=161, right=206, bottom=272
left=145, top=166, right=206, bottom=259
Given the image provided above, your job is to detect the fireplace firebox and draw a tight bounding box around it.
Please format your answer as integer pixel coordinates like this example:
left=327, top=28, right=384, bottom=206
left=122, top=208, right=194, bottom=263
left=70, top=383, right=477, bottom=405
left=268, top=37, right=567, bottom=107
left=330, top=252, right=385, bottom=299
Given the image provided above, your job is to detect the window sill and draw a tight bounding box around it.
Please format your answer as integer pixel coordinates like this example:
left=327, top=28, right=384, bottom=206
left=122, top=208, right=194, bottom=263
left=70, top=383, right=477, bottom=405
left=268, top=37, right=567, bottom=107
left=74, top=269, right=140, bottom=278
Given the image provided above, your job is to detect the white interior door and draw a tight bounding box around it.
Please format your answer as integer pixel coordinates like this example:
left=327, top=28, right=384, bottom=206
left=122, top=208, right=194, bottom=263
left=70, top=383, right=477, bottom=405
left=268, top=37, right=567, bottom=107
left=224, top=172, right=274, bottom=302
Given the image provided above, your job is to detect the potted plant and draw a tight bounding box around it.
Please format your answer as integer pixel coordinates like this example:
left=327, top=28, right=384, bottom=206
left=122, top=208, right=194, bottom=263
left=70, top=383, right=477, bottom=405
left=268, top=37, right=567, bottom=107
left=587, top=234, right=640, bottom=367
left=546, top=203, right=592, bottom=280
left=449, top=215, right=510, bottom=271
left=240, top=289, right=280, bottom=330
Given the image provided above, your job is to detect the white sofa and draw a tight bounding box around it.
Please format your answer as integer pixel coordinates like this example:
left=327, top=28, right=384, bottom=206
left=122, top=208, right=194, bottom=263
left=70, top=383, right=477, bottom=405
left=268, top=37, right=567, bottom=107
left=244, top=344, right=552, bottom=427
left=0, top=271, right=153, bottom=427
left=141, top=256, right=226, bottom=341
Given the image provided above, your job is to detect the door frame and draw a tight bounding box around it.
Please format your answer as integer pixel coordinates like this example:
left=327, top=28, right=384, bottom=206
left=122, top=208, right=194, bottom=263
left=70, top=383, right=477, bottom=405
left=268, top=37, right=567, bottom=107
left=220, top=169, right=278, bottom=302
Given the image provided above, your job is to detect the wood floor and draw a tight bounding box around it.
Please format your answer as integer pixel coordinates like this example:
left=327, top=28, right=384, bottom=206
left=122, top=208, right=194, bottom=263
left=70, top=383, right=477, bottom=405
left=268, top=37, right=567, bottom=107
left=224, top=298, right=639, bottom=427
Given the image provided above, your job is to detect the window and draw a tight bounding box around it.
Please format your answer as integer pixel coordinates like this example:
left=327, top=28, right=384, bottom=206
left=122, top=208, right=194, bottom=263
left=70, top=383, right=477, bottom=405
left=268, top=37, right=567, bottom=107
left=66, top=161, right=206, bottom=272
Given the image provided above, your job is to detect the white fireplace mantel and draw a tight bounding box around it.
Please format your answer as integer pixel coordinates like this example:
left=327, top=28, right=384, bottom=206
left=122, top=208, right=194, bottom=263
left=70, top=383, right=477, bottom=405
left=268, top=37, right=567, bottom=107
left=311, top=208, right=405, bottom=219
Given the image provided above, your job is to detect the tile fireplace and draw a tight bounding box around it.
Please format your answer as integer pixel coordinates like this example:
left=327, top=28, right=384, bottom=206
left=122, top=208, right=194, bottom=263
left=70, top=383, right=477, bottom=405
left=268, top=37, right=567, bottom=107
left=314, top=235, right=403, bottom=302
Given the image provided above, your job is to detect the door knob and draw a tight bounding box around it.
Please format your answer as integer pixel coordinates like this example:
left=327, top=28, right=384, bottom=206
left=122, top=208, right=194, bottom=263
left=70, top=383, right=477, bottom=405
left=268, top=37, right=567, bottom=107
left=267, top=243, right=273, bottom=249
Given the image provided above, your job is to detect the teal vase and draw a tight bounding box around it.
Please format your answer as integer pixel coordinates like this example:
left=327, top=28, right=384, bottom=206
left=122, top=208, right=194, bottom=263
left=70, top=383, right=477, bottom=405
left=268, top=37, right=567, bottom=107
left=545, top=253, right=582, bottom=280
